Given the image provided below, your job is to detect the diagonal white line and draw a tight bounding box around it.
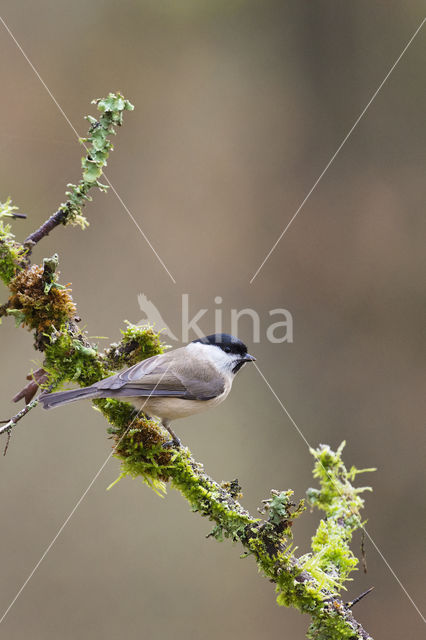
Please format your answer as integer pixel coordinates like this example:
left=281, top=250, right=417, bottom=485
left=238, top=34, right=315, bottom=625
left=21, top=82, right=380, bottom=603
left=253, top=362, right=311, bottom=448
left=100, top=177, right=177, bottom=284
left=0, top=449, right=114, bottom=625
left=0, top=366, right=175, bottom=625
left=361, top=530, right=426, bottom=624
left=0, top=17, right=81, bottom=142
left=0, top=15, right=177, bottom=284
left=252, top=361, right=426, bottom=624
left=249, top=16, right=426, bottom=284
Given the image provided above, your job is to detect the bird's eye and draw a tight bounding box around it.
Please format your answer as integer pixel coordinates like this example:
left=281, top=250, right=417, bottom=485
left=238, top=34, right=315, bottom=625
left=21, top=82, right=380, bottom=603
left=224, top=346, right=231, bottom=353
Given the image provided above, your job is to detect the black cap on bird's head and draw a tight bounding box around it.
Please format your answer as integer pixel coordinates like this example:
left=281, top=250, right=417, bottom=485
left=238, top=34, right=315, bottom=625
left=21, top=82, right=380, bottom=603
left=192, top=334, right=256, bottom=369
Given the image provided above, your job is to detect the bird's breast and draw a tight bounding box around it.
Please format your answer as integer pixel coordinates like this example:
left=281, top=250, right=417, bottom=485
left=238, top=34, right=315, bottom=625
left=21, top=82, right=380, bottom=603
left=131, top=380, right=232, bottom=422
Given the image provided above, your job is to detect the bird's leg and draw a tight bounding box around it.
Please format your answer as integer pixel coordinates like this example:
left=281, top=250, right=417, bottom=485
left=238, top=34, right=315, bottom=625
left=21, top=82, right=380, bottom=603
left=162, top=420, right=181, bottom=448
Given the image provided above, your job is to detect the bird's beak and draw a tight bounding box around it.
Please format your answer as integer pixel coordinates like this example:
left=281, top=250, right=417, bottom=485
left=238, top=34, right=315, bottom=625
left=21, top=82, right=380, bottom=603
left=243, top=353, right=256, bottom=362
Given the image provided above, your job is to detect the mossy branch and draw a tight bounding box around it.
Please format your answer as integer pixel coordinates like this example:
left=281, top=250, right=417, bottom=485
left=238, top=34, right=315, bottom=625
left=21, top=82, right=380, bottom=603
left=0, top=95, right=374, bottom=640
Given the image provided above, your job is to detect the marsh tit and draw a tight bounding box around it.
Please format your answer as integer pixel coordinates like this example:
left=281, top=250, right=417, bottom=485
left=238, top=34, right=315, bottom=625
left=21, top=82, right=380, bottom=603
left=39, top=333, right=256, bottom=446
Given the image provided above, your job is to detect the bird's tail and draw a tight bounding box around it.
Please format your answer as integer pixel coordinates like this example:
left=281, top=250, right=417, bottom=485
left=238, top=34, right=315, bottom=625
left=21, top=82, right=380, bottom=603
left=39, top=386, right=99, bottom=410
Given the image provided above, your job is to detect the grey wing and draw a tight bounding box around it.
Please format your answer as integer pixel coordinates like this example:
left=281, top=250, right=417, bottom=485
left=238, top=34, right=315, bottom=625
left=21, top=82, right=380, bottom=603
left=174, top=366, right=225, bottom=400
left=93, top=349, right=224, bottom=401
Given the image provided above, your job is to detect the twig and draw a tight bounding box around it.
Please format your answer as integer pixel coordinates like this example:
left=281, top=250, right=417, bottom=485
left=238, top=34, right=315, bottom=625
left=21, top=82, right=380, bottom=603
left=347, top=586, right=375, bottom=608
left=12, top=368, right=49, bottom=405
left=0, top=398, right=39, bottom=437
left=3, top=429, right=12, bottom=455
left=25, top=209, right=67, bottom=248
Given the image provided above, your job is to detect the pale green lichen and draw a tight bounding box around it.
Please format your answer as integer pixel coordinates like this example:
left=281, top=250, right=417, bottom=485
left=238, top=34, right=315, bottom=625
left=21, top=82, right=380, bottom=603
left=259, top=488, right=305, bottom=527
left=306, top=441, right=374, bottom=587
left=55, top=92, right=134, bottom=230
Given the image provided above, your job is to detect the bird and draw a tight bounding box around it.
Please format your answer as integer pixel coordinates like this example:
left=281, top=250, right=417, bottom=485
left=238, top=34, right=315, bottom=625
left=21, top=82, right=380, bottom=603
left=39, top=333, right=256, bottom=446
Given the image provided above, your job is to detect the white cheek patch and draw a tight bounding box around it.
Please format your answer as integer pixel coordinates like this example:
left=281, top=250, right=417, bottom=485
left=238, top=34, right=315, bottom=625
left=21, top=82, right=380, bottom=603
left=186, top=342, right=237, bottom=373
left=208, top=348, right=236, bottom=371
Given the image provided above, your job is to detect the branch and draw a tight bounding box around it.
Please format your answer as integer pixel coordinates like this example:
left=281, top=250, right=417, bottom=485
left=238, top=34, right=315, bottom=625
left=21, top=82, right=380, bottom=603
left=12, top=368, right=49, bottom=405
left=347, top=587, right=375, bottom=609
left=24, top=208, right=68, bottom=247
left=0, top=398, right=39, bottom=437
left=0, top=94, right=374, bottom=639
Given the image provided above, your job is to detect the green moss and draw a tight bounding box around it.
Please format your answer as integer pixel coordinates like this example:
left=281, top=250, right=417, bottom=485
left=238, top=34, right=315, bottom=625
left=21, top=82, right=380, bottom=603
left=307, top=606, right=369, bottom=640
left=170, top=452, right=255, bottom=541
left=95, top=397, right=135, bottom=430
left=306, top=442, right=374, bottom=592
left=0, top=238, right=19, bottom=284
left=7, top=263, right=77, bottom=341
left=110, top=427, right=175, bottom=494
left=103, top=322, right=166, bottom=369
left=0, top=199, right=26, bottom=284
left=43, top=327, right=108, bottom=388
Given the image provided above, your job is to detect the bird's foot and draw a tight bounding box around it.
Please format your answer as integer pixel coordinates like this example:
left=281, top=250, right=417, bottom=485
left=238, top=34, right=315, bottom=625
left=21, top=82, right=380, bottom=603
left=162, top=436, right=182, bottom=449
left=162, top=421, right=182, bottom=448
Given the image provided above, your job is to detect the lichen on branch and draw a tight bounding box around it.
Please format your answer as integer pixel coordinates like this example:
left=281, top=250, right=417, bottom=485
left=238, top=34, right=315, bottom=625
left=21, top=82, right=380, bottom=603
left=306, top=443, right=375, bottom=588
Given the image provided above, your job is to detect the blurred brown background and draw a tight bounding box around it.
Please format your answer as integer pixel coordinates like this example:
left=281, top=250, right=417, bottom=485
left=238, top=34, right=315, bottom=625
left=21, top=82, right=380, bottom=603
left=0, top=1, right=425, bottom=638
